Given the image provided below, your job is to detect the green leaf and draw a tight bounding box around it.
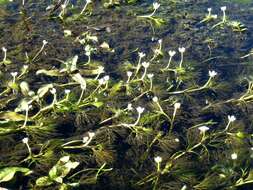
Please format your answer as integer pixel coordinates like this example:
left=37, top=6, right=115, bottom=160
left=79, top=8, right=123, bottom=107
left=14, top=99, right=31, bottom=112
left=0, top=111, right=26, bottom=121
left=0, top=126, right=23, bottom=136
left=54, top=176, right=63, bottom=184
left=59, top=55, right=79, bottom=73
left=3, top=59, right=12, bottom=65
left=49, top=156, right=79, bottom=183
left=0, top=0, right=11, bottom=5
left=59, top=183, right=69, bottom=190
left=0, top=167, right=32, bottom=183
left=20, top=81, right=30, bottom=96
left=71, top=73, right=86, bottom=89
left=65, top=161, right=79, bottom=170
left=36, top=69, right=63, bottom=77
left=59, top=156, right=70, bottom=163
left=68, top=55, right=78, bottom=72
left=36, top=176, right=54, bottom=187
left=90, top=101, right=103, bottom=108
left=237, top=170, right=253, bottom=186
left=150, top=17, right=166, bottom=27
left=49, top=166, right=58, bottom=180
left=127, top=0, right=139, bottom=4
left=37, top=84, right=53, bottom=98
left=109, top=81, right=123, bottom=96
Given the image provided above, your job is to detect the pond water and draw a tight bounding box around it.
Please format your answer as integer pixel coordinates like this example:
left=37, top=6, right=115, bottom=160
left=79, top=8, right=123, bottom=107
left=1, top=0, right=253, bottom=190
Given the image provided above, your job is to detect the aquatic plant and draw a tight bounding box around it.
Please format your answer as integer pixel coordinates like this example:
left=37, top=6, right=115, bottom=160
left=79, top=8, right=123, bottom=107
left=0, top=1, right=253, bottom=190
left=201, top=6, right=247, bottom=32
left=200, top=8, right=217, bottom=23
left=0, top=47, right=11, bottom=65
left=137, top=2, right=165, bottom=27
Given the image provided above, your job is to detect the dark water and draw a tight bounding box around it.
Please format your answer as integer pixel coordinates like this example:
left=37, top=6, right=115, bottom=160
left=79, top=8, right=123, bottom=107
left=1, top=0, right=253, bottom=190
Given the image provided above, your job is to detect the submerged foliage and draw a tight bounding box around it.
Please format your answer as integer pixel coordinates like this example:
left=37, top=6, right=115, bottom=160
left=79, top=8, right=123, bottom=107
left=0, top=0, right=253, bottom=190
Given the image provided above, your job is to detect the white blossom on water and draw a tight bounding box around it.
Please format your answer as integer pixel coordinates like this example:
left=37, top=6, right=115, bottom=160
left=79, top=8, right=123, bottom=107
left=174, top=102, right=181, bottom=110
left=178, top=47, right=186, bottom=53
left=153, top=2, right=160, bottom=10
left=198, top=126, right=210, bottom=133
left=142, top=62, right=150, bottom=68
left=154, top=156, right=162, bottom=163
left=138, top=52, right=146, bottom=58
left=228, top=115, right=236, bottom=122
left=147, top=73, right=154, bottom=79
left=221, top=6, right=226, bottom=12
left=22, top=137, right=29, bottom=144
left=208, top=70, right=217, bottom=78
left=136, top=106, right=145, bottom=114
left=168, top=50, right=176, bottom=57
left=127, top=71, right=133, bottom=77
left=152, top=96, right=158, bottom=103
left=231, top=152, right=237, bottom=160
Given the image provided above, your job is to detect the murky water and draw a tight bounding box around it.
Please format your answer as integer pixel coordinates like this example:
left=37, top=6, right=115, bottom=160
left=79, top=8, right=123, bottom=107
left=1, top=0, right=253, bottom=190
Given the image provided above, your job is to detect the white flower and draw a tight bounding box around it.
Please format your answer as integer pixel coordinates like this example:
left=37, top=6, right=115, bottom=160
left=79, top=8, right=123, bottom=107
left=142, top=62, right=150, bottom=68
left=98, top=78, right=105, bottom=85
left=178, top=47, right=186, bottom=53
left=175, top=138, right=180, bottom=142
left=86, top=0, right=92, bottom=4
left=64, top=89, right=71, bottom=94
left=207, top=8, right=212, bottom=12
left=154, top=156, right=162, bottom=163
left=168, top=50, right=176, bottom=57
left=85, top=51, right=91, bottom=56
left=147, top=73, right=154, bottom=79
left=61, top=4, right=66, bottom=9
left=11, top=72, right=18, bottom=77
left=152, top=96, right=158, bottom=103
left=153, top=2, right=160, bottom=10
left=208, top=70, right=217, bottom=78
left=174, top=102, right=181, bottom=110
left=228, top=115, right=236, bottom=122
left=103, top=75, right=110, bottom=81
left=2, top=47, right=7, bottom=52
left=80, top=84, right=86, bottom=90
left=198, top=126, right=210, bottom=133
left=88, top=132, right=95, bottom=138
left=50, top=88, right=56, bottom=94
left=136, top=106, right=145, bottom=114
left=127, top=103, right=133, bottom=111
left=82, top=136, right=89, bottom=144
left=231, top=152, right=237, bottom=160
left=158, top=39, right=162, bottom=44
left=138, top=52, right=146, bottom=58
left=221, top=6, right=226, bottom=11
left=127, top=71, right=133, bottom=77
left=43, top=40, right=48, bottom=45
left=97, top=66, right=104, bottom=73
left=22, top=137, right=29, bottom=144
left=213, top=15, right=218, bottom=19
left=23, top=65, right=29, bottom=70
left=64, top=30, right=72, bottom=36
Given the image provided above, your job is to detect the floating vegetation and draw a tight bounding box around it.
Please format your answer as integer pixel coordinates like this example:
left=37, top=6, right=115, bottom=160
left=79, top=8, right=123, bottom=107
left=1, top=0, right=253, bottom=190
